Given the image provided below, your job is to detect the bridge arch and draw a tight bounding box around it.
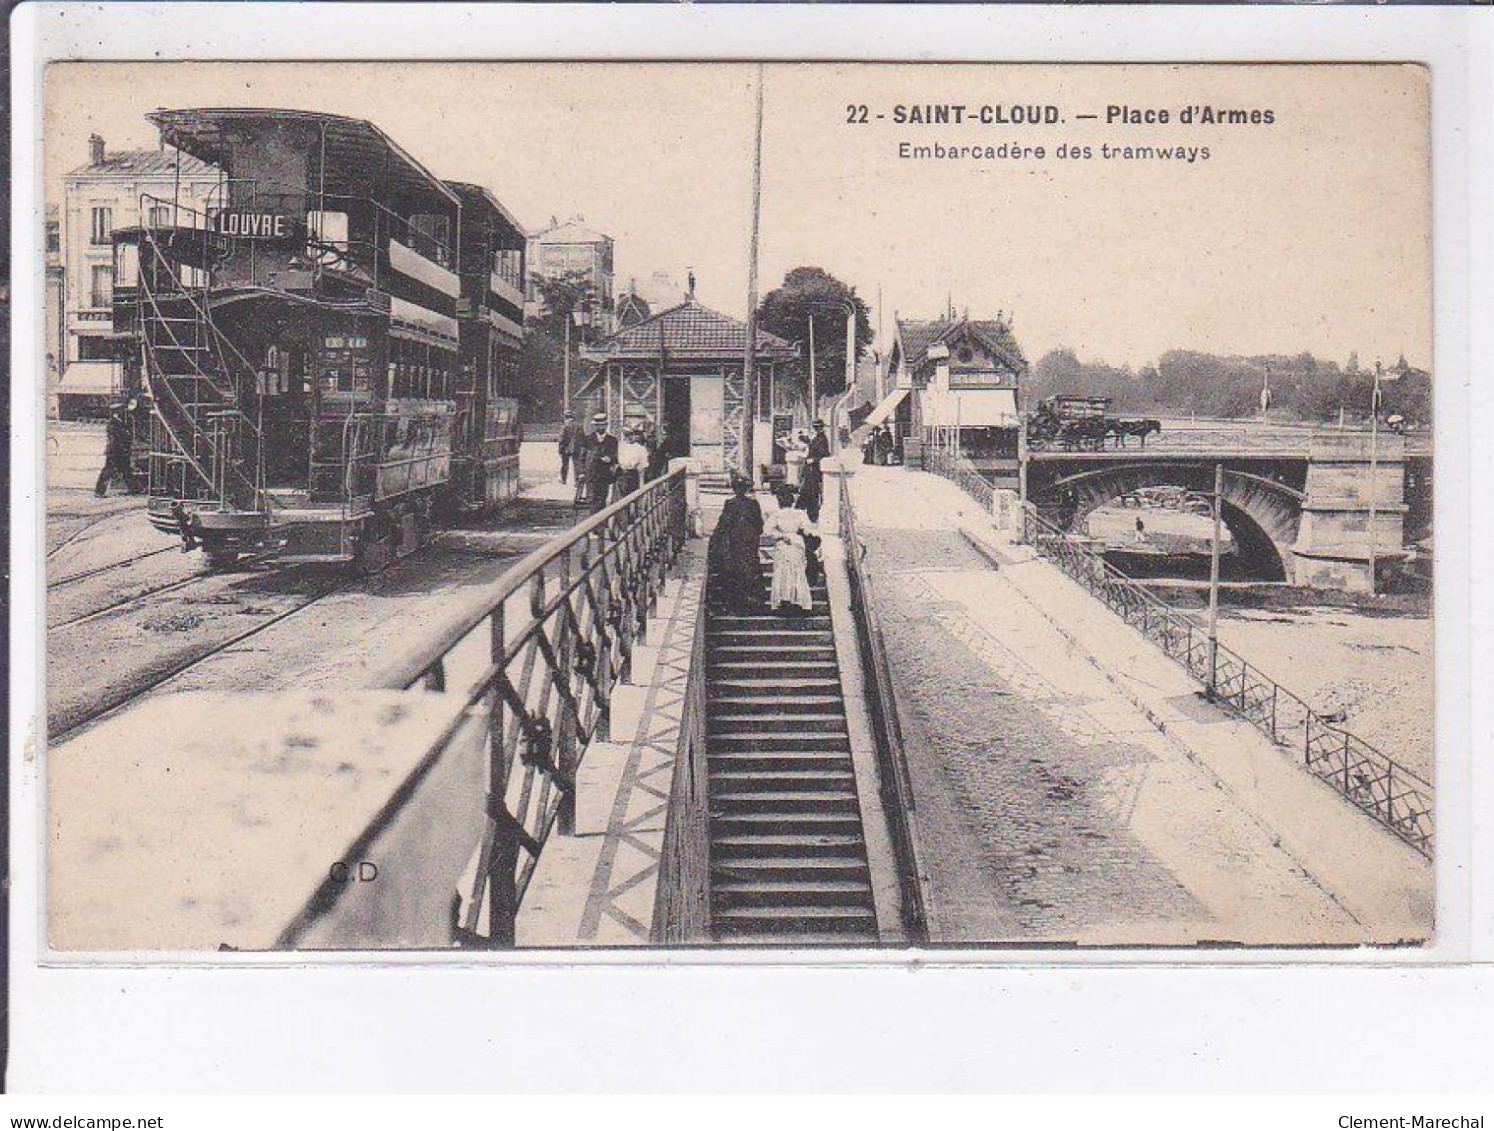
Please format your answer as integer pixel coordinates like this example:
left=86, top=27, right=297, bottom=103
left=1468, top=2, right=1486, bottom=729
left=1035, top=461, right=1304, bottom=582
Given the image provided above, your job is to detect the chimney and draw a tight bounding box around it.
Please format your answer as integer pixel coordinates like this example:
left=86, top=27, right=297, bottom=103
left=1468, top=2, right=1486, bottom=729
left=88, top=134, right=105, bottom=166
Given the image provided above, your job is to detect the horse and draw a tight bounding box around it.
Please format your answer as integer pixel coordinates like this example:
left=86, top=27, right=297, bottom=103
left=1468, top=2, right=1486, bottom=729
left=1108, top=419, right=1162, bottom=448
left=1059, top=417, right=1109, bottom=451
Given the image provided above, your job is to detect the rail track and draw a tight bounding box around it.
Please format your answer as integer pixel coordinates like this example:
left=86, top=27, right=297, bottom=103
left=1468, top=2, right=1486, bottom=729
left=48, top=578, right=344, bottom=746
left=49, top=545, right=181, bottom=589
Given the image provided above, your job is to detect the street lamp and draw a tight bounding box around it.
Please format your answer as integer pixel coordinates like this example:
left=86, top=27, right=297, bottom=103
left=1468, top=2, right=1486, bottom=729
left=563, top=302, right=589, bottom=415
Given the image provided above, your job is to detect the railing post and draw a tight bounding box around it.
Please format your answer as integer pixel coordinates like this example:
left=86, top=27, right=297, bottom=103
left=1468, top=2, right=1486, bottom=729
left=556, top=550, right=578, bottom=837
left=486, top=606, right=519, bottom=948
left=1269, top=683, right=1278, bottom=742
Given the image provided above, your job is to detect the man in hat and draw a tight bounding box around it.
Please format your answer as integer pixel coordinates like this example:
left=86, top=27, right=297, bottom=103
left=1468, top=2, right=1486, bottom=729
left=557, top=410, right=583, bottom=487
left=571, top=411, right=601, bottom=506
left=583, top=412, right=618, bottom=513
left=95, top=401, right=140, bottom=497
left=799, top=419, right=830, bottom=523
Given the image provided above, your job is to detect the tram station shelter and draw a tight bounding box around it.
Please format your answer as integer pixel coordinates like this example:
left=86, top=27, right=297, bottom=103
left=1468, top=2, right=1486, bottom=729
left=866, top=314, right=1027, bottom=474
left=579, top=297, right=799, bottom=474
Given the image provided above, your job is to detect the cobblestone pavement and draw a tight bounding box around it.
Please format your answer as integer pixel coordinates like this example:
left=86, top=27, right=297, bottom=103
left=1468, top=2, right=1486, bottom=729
left=849, top=466, right=1365, bottom=945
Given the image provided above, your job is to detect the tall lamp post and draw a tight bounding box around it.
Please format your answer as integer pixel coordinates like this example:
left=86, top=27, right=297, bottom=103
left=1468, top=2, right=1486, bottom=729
left=1368, top=361, right=1383, bottom=596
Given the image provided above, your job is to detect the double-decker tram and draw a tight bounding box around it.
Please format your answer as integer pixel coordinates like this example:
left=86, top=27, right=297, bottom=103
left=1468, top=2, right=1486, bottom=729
left=113, top=108, right=524, bottom=570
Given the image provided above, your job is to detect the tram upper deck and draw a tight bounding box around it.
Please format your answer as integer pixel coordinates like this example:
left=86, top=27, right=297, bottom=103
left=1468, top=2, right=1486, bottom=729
left=121, top=108, right=523, bottom=566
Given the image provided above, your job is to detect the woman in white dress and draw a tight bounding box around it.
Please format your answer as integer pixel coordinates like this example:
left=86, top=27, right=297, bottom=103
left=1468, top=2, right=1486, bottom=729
left=765, top=485, right=817, bottom=614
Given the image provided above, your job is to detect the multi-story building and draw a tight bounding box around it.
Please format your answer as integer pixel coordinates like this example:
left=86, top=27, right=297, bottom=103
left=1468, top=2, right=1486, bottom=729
left=56, top=133, right=219, bottom=418
left=524, top=216, right=614, bottom=335
left=44, top=205, right=64, bottom=417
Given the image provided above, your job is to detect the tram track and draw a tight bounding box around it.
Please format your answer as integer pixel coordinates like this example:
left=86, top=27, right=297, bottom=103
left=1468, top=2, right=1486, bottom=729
left=49, top=572, right=210, bottom=631
left=49, top=545, right=181, bottom=589
left=48, top=578, right=345, bottom=746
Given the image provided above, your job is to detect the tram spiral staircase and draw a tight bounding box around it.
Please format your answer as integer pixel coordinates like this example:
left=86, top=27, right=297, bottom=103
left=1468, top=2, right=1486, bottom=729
left=136, top=199, right=264, bottom=511
left=702, top=545, right=880, bottom=941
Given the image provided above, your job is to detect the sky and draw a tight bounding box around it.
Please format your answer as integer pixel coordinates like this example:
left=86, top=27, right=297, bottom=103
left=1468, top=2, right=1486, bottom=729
left=46, top=62, right=1432, bottom=370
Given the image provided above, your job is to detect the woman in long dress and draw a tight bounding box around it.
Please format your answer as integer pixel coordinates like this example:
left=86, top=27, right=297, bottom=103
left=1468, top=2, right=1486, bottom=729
left=709, top=475, right=766, bottom=612
left=765, top=485, right=817, bottom=615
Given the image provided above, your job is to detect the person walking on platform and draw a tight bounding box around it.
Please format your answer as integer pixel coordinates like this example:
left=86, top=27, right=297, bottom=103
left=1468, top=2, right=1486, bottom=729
left=572, top=413, right=601, bottom=506
left=642, top=419, right=668, bottom=482
left=95, top=403, right=140, bottom=497
left=766, top=484, right=817, bottom=616
left=557, top=411, right=582, bottom=486
left=709, top=474, right=766, bottom=613
left=875, top=425, right=894, bottom=466
left=585, top=414, right=619, bottom=514
left=799, top=419, right=830, bottom=522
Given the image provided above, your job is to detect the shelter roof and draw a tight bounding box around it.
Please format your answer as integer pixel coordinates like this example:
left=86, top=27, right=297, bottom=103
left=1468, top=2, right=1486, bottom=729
left=895, top=316, right=1027, bottom=374
left=583, top=298, right=799, bottom=361
left=444, top=181, right=525, bottom=242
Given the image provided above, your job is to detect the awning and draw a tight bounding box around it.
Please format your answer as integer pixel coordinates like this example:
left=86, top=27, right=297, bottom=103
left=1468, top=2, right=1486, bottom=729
left=863, top=386, right=910, bottom=427
left=57, top=362, right=120, bottom=396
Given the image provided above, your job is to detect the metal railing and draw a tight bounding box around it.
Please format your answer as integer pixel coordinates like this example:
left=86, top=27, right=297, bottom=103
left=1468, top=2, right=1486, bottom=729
left=837, top=471, right=932, bottom=938
left=1014, top=503, right=1433, bottom=857
left=652, top=570, right=712, bottom=944
left=924, top=442, right=995, bottom=512
left=375, top=468, right=690, bottom=945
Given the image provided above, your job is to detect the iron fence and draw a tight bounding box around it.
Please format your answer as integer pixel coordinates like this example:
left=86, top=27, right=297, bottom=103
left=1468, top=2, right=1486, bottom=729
left=837, top=472, right=932, bottom=938
left=374, top=468, right=690, bottom=945
left=928, top=444, right=1431, bottom=857
left=1016, top=503, right=1433, bottom=858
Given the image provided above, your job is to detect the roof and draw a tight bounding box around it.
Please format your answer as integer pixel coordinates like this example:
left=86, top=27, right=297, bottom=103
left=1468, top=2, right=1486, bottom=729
left=148, top=108, right=458, bottom=208
left=66, top=147, right=217, bottom=180
left=895, top=316, right=1027, bottom=374
left=583, top=298, right=798, bottom=361
left=530, top=219, right=612, bottom=246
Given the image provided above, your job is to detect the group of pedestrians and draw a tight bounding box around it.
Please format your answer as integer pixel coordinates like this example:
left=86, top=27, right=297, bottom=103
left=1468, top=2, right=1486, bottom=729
left=557, top=409, right=671, bottom=513
left=710, top=418, right=829, bottom=617
left=861, top=424, right=897, bottom=466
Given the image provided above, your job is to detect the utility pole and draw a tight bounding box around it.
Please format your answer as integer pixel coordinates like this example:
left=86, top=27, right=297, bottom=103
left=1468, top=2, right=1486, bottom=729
left=1207, top=461, right=1223, bottom=698
left=843, top=300, right=856, bottom=443
left=562, top=313, right=571, bottom=415
left=740, top=64, right=765, bottom=485
left=1368, top=363, right=1382, bottom=595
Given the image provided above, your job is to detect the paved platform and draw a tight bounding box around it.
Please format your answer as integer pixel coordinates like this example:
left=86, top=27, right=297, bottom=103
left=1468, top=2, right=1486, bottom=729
left=844, top=463, right=1433, bottom=947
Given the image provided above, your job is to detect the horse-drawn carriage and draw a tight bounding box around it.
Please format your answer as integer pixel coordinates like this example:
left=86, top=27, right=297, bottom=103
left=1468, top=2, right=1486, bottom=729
left=1026, top=396, right=1161, bottom=451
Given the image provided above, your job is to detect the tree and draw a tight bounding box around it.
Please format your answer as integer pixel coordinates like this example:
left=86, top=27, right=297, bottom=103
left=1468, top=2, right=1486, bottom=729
left=533, top=269, right=599, bottom=344
left=519, top=269, right=602, bottom=425
left=756, top=266, right=874, bottom=407
left=1347, top=351, right=1361, bottom=374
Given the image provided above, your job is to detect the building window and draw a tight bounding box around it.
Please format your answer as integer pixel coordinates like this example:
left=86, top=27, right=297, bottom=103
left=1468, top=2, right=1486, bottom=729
left=46, top=222, right=60, bottom=253
left=90, top=264, right=113, bottom=308
left=148, top=205, right=171, bottom=229
left=76, top=336, right=116, bottom=361
left=90, top=207, right=113, bottom=245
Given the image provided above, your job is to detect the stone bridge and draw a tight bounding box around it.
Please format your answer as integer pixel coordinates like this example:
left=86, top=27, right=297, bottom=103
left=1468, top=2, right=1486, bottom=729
left=1023, top=431, right=1431, bottom=590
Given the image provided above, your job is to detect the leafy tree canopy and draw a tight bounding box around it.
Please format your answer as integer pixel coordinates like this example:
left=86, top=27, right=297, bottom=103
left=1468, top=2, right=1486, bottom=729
left=1026, top=348, right=1430, bottom=425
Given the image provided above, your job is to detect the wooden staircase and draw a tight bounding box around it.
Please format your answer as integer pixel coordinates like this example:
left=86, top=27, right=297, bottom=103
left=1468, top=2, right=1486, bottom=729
left=703, top=546, right=879, bottom=942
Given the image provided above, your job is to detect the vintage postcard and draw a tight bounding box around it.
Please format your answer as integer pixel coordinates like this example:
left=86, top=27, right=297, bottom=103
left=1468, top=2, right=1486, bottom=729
left=37, top=60, right=1434, bottom=954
